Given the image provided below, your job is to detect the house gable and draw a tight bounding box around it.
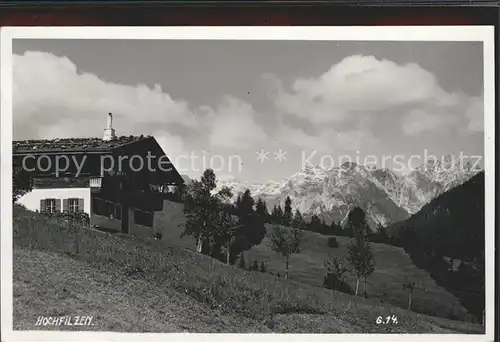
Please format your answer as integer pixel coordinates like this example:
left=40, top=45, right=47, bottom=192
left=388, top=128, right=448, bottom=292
left=13, top=136, right=184, bottom=186
left=110, top=136, right=184, bottom=185
left=14, top=117, right=185, bottom=237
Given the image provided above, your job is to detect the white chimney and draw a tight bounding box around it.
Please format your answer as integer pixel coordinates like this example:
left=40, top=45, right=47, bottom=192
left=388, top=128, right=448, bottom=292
left=103, top=112, right=116, bottom=141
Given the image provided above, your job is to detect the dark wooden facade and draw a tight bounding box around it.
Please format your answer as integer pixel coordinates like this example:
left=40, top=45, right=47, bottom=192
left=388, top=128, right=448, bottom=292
left=14, top=136, right=184, bottom=234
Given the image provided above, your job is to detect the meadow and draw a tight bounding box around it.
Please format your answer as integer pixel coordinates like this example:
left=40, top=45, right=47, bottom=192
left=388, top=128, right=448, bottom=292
left=155, top=200, right=470, bottom=321
left=12, top=204, right=485, bottom=333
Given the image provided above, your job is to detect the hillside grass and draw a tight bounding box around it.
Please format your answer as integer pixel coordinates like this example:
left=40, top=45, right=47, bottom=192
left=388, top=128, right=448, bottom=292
left=155, top=200, right=470, bottom=321
left=155, top=199, right=193, bottom=249
left=13, top=206, right=484, bottom=333
left=245, top=229, right=469, bottom=320
left=13, top=248, right=267, bottom=332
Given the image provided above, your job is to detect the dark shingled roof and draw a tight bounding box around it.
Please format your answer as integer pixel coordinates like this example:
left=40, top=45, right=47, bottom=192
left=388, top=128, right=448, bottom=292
left=13, top=135, right=152, bottom=154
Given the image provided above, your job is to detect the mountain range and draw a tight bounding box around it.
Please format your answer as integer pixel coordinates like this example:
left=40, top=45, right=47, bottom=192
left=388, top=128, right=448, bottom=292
left=205, top=155, right=480, bottom=231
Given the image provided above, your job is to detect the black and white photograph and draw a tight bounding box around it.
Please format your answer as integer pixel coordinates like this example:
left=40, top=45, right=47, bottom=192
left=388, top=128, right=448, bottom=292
left=1, top=27, right=495, bottom=341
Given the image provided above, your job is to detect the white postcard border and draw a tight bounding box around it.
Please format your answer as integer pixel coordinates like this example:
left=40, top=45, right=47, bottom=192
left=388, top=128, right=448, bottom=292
left=1, top=26, right=495, bottom=342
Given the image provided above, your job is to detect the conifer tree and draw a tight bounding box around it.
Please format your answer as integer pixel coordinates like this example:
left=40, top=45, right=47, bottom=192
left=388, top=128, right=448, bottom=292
left=291, top=208, right=305, bottom=229
left=255, top=198, right=269, bottom=222
left=283, top=196, right=293, bottom=226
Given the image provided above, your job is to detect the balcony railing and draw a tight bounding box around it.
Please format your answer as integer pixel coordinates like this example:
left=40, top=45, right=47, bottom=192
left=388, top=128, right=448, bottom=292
left=90, top=177, right=102, bottom=188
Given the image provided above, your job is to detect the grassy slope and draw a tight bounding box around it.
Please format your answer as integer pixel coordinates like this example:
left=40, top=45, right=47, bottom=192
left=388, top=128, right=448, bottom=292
left=245, top=229, right=469, bottom=320
left=155, top=199, right=193, bottom=249
left=155, top=200, right=469, bottom=320
left=13, top=209, right=483, bottom=333
left=13, top=248, right=267, bottom=332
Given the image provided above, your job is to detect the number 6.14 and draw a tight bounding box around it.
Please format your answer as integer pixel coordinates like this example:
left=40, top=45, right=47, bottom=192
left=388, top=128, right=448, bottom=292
left=376, top=315, right=398, bottom=324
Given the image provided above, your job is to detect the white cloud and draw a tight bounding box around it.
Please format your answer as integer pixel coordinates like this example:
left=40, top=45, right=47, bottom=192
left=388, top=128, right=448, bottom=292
left=464, top=96, right=484, bottom=132
left=155, top=131, right=205, bottom=179
left=155, top=131, right=188, bottom=163
left=13, top=51, right=269, bottom=155
left=206, top=97, right=267, bottom=150
left=277, top=125, right=369, bottom=153
left=402, top=109, right=459, bottom=136
left=13, top=51, right=482, bottom=182
left=402, top=95, right=484, bottom=136
left=267, top=55, right=482, bottom=137
left=13, top=51, right=196, bottom=140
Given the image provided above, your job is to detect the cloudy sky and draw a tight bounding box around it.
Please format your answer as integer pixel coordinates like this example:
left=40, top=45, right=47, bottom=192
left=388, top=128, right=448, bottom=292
left=12, top=39, right=484, bottom=182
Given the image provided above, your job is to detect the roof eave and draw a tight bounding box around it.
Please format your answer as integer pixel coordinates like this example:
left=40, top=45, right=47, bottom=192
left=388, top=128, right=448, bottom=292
left=13, top=149, right=112, bottom=156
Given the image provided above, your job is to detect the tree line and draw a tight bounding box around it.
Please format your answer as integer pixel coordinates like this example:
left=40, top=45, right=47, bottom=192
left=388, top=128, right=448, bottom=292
left=268, top=197, right=357, bottom=237
left=181, top=169, right=307, bottom=280
left=181, top=169, right=379, bottom=298
left=386, top=172, right=485, bottom=323
left=180, top=171, right=303, bottom=280
left=160, top=168, right=483, bottom=322
left=181, top=169, right=381, bottom=284
left=269, top=198, right=391, bottom=244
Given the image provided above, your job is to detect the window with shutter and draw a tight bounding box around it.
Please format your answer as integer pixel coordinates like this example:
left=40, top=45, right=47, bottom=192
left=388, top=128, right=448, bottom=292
left=44, top=199, right=56, bottom=213
left=78, top=198, right=84, bottom=213
left=63, top=199, right=69, bottom=213
left=55, top=199, right=61, bottom=212
left=40, top=199, right=46, bottom=213
left=68, top=198, right=79, bottom=213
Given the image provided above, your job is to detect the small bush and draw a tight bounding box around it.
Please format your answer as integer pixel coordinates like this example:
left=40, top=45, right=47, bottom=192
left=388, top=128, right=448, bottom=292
left=327, top=237, right=339, bottom=248
left=323, top=256, right=352, bottom=294
left=124, top=266, right=144, bottom=277
left=272, top=302, right=326, bottom=315
left=42, top=212, right=90, bottom=227
left=323, top=272, right=353, bottom=294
